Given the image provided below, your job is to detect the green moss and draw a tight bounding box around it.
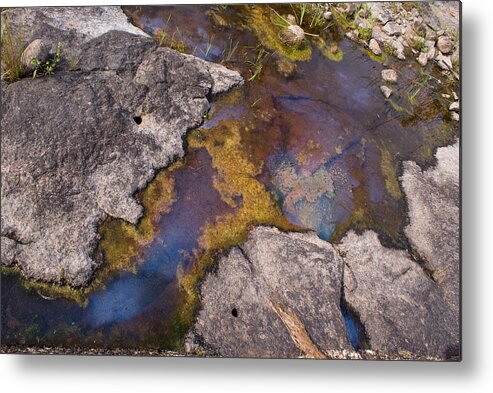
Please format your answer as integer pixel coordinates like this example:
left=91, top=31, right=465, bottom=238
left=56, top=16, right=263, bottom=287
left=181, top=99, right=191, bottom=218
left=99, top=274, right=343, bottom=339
left=366, top=48, right=388, bottom=64
left=246, top=5, right=312, bottom=62
left=172, top=121, right=300, bottom=340
left=380, top=148, right=402, bottom=200
left=7, top=165, right=179, bottom=305
left=97, top=166, right=178, bottom=283
left=314, top=37, right=343, bottom=62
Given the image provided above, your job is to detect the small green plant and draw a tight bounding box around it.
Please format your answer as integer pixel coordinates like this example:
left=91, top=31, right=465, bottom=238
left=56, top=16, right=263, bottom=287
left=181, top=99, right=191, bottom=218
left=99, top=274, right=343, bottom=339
left=156, top=29, right=188, bottom=53
left=31, top=41, right=62, bottom=78
left=222, top=37, right=239, bottom=63
left=67, top=56, right=80, bottom=71
left=201, top=34, right=215, bottom=57
left=411, top=36, right=427, bottom=52
left=247, top=46, right=269, bottom=81
left=1, top=14, right=24, bottom=82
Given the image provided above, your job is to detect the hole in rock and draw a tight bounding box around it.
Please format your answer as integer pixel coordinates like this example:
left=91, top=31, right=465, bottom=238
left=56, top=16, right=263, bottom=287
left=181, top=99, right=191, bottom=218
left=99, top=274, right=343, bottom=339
left=133, top=116, right=142, bottom=125
left=231, top=308, right=239, bottom=318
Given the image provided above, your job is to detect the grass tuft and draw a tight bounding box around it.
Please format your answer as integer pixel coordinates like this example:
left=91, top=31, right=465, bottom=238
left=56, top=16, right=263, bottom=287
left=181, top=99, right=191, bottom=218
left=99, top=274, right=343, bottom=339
left=1, top=14, right=24, bottom=82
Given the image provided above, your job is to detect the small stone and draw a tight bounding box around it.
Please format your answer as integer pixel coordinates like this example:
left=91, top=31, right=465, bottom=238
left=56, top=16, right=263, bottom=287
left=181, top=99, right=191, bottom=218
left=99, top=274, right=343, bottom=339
left=280, top=24, right=305, bottom=46
left=323, top=11, right=333, bottom=21
left=372, top=25, right=391, bottom=42
left=369, top=39, right=382, bottom=56
left=451, top=112, right=460, bottom=122
left=436, top=53, right=453, bottom=70
left=381, top=69, right=398, bottom=83
left=452, top=91, right=459, bottom=100
left=286, top=14, right=297, bottom=24
left=380, top=85, right=393, bottom=98
left=382, top=21, right=403, bottom=36
left=437, top=36, right=453, bottom=54
left=417, top=51, right=428, bottom=66
left=21, top=39, right=49, bottom=72
left=449, top=101, right=460, bottom=112
left=345, top=30, right=359, bottom=41
left=425, top=28, right=437, bottom=41
left=392, top=39, right=406, bottom=60
left=441, top=93, right=451, bottom=99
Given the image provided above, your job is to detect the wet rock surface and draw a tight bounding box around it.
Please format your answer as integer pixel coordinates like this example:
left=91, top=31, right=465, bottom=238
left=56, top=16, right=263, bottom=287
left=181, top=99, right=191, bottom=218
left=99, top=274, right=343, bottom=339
left=339, top=142, right=460, bottom=358
left=0, top=7, right=242, bottom=286
left=189, top=141, right=459, bottom=359
left=186, top=227, right=353, bottom=358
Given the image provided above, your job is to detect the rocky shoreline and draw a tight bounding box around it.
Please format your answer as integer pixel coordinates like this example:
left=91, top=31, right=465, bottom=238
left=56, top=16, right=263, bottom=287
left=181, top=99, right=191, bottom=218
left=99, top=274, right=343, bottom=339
left=186, top=141, right=459, bottom=360
left=1, top=7, right=242, bottom=286
left=1, top=4, right=460, bottom=360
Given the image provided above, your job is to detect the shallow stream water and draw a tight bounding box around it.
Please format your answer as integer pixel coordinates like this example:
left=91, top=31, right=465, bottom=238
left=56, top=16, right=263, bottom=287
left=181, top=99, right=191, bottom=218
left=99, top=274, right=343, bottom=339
left=1, top=4, right=458, bottom=351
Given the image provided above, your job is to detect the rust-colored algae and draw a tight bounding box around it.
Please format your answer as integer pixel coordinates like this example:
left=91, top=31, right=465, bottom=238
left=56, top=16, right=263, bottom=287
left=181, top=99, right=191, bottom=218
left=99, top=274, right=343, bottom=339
left=17, top=164, right=179, bottom=305
left=172, top=120, right=301, bottom=339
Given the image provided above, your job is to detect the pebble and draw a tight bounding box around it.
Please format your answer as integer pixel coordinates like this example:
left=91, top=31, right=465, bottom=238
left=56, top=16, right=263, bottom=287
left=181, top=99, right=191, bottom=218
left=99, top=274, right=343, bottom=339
left=369, top=39, right=382, bottom=56
left=436, top=53, right=453, bottom=70
left=449, top=101, right=460, bottom=112
left=381, top=69, right=398, bottom=83
left=380, top=85, right=393, bottom=98
left=417, top=52, right=428, bottom=66
left=383, top=21, right=403, bottom=36
left=437, top=36, right=454, bottom=54
left=323, top=11, right=333, bottom=21
left=451, top=112, right=460, bottom=122
left=21, top=39, right=49, bottom=72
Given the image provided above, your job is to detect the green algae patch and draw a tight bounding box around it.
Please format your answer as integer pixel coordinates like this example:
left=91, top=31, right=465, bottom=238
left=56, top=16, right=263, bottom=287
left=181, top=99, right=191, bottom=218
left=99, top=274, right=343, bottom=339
left=365, top=48, right=388, bottom=64
left=98, top=165, right=178, bottom=281
left=12, top=165, right=179, bottom=306
left=380, top=148, right=403, bottom=200
left=315, top=37, right=343, bottom=62
left=246, top=5, right=312, bottom=62
left=172, top=120, right=301, bottom=341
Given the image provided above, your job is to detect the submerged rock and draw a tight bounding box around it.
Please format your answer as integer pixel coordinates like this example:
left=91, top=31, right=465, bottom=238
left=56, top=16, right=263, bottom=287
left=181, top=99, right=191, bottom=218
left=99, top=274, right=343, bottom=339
left=381, top=68, right=398, bottom=83
left=1, top=7, right=243, bottom=286
left=380, top=85, right=393, bottom=98
left=186, top=227, right=353, bottom=358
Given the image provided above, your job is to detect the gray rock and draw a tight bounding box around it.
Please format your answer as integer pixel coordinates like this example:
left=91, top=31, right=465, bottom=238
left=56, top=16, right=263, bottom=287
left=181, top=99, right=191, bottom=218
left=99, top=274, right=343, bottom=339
left=372, top=25, right=392, bottom=43
left=436, top=53, right=453, bottom=70
left=20, top=39, right=49, bottom=72
left=340, top=141, right=460, bottom=359
left=382, top=21, right=403, bottom=36
left=367, top=3, right=394, bottom=25
left=3, top=6, right=150, bottom=66
left=449, top=101, right=460, bottom=112
left=402, top=141, right=460, bottom=315
left=280, top=24, right=305, bottom=46
left=1, top=8, right=243, bottom=286
left=417, top=51, right=428, bottom=66
left=369, top=38, right=382, bottom=56
left=186, top=227, right=353, bottom=358
left=380, top=85, right=393, bottom=98
left=381, top=69, right=398, bottom=83
left=437, top=35, right=454, bottom=54
left=392, top=39, right=406, bottom=60
left=340, top=230, right=457, bottom=358
left=421, top=1, right=460, bottom=32
left=451, top=112, right=460, bottom=122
